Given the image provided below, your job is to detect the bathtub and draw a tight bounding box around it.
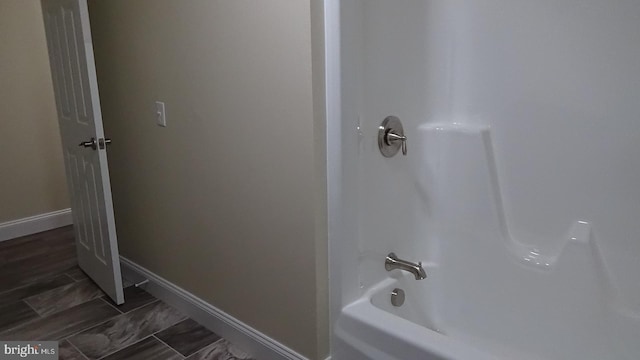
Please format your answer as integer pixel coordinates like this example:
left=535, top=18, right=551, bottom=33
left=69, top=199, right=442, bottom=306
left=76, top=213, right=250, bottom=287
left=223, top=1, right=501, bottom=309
left=335, top=266, right=639, bottom=360
left=334, top=274, right=495, bottom=360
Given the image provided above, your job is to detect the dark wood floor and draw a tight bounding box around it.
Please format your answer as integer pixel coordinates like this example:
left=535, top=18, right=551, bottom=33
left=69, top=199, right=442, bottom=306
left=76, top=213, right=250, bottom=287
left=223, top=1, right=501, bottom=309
left=0, top=226, right=255, bottom=360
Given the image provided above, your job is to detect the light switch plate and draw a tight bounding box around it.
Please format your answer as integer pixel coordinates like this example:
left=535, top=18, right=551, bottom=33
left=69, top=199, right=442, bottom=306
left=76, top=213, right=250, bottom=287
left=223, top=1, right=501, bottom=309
left=155, top=101, right=166, bottom=127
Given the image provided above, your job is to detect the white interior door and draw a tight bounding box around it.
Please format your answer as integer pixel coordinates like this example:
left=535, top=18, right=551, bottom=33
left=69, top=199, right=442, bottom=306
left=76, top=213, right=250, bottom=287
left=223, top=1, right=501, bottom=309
left=41, top=0, right=124, bottom=304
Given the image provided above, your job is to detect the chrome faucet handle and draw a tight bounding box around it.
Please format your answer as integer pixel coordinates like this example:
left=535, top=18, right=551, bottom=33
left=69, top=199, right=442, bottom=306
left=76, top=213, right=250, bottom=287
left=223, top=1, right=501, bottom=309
left=378, top=116, right=407, bottom=157
left=385, top=131, right=407, bottom=155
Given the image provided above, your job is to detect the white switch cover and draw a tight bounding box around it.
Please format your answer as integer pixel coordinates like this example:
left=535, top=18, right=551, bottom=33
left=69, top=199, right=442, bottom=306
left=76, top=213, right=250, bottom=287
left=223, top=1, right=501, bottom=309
left=155, top=101, right=166, bottom=127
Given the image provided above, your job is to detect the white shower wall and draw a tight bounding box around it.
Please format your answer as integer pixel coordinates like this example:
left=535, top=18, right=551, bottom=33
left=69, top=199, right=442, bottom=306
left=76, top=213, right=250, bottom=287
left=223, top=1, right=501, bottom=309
left=337, top=0, right=640, bottom=309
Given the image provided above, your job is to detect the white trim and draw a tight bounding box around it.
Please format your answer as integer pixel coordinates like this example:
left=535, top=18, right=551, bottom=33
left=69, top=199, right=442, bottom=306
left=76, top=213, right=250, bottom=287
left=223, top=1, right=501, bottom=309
left=119, top=256, right=310, bottom=360
left=324, top=1, right=342, bottom=360
left=0, top=209, right=73, bottom=242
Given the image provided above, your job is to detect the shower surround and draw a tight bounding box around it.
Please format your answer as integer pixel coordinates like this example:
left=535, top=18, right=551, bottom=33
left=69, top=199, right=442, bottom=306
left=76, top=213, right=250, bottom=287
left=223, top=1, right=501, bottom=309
left=326, top=1, right=640, bottom=359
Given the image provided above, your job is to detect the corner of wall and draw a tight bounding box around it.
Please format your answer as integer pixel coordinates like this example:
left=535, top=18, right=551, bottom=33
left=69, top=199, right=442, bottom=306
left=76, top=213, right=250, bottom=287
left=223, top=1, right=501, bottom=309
left=311, top=0, right=329, bottom=358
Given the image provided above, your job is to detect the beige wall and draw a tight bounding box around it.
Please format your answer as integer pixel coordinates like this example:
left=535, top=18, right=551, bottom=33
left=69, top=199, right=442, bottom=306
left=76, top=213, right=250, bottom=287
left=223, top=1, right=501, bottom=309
left=87, top=1, right=327, bottom=359
left=0, top=0, right=69, bottom=223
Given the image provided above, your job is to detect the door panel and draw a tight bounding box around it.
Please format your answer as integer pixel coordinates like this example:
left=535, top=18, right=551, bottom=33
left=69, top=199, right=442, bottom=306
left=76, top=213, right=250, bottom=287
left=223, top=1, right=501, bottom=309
left=42, top=0, right=124, bottom=304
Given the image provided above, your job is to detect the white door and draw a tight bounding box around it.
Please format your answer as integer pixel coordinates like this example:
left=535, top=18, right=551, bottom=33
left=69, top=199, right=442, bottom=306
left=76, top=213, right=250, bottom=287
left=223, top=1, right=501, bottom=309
left=41, top=0, right=124, bottom=304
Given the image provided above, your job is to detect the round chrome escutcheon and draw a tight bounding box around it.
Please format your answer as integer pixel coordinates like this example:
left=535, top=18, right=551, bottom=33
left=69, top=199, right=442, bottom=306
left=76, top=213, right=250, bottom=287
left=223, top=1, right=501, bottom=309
left=378, top=116, right=406, bottom=157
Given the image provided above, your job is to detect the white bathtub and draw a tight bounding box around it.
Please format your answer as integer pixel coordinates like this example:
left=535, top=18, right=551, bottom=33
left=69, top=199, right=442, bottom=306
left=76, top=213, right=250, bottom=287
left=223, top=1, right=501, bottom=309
left=334, top=274, right=495, bottom=360
left=335, top=267, right=639, bottom=360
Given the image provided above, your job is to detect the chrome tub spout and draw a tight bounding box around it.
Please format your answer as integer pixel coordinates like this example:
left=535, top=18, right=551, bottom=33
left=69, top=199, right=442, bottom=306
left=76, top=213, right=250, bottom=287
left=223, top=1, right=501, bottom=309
left=385, top=253, right=427, bottom=280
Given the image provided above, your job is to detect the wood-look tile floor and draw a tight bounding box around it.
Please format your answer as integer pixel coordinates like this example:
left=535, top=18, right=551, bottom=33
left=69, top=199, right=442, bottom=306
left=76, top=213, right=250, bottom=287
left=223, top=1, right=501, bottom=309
left=0, top=226, right=256, bottom=360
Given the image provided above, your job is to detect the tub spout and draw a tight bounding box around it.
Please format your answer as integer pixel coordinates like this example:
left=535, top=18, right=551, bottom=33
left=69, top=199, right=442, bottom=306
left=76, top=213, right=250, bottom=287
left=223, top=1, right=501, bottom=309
left=385, top=253, right=427, bottom=280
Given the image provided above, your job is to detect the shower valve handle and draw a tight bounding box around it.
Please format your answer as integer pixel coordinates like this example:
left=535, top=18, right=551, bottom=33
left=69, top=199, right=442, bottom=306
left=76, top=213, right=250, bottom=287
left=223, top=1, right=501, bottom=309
left=385, top=131, right=407, bottom=156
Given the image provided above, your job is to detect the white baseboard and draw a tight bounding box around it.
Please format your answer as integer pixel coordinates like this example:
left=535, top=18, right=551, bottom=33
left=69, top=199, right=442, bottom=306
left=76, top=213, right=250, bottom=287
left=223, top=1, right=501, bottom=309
left=0, top=209, right=73, bottom=242
left=119, top=256, right=310, bottom=360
